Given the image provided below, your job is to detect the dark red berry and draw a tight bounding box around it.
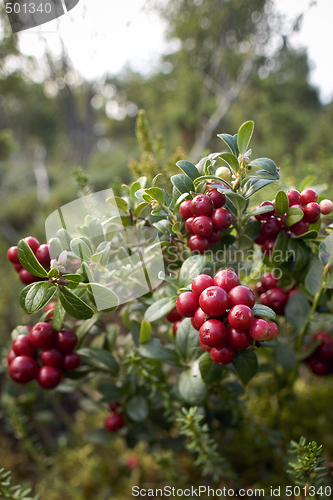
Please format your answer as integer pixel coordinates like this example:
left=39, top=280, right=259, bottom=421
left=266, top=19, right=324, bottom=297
left=35, top=244, right=50, bottom=267
left=166, top=308, right=182, bottom=322
left=109, top=402, right=121, bottom=412
left=228, top=305, right=254, bottom=331
left=255, top=201, right=275, bottom=221
left=313, top=332, right=331, bottom=343
left=213, top=269, right=239, bottom=292
left=259, top=292, right=270, bottom=307
left=211, top=207, right=232, bottom=231
left=30, top=322, right=57, bottom=349
left=176, top=292, right=199, bottom=317
left=194, top=307, right=210, bottom=329
left=266, top=288, right=288, bottom=313
left=41, top=348, right=63, bottom=366
left=301, top=189, right=318, bottom=205
left=316, top=335, right=333, bottom=360
left=287, top=189, right=302, bottom=207
left=14, top=263, right=23, bottom=272
left=173, top=320, right=182, bottom=335
left=192, top=216, right=213, bottom=237
left=24, top=236, right=40, bottom=254
left=228, top=328, right=252, bottom=350
left=7, top=349, right=17, bottom=365
left=105, top=412, right=124, bottom=432
left=7, top=246, right=20, bottom=264
left=261, top=218, right=282, bottom=239
left=254, top=234, right=266, bottom=245
left=265, top=322, right=279, bottom=341
left=185, top=217, right=195, bottom=235
left=249, top=319, right=270, bottom=341
left=191, top=194, right=214, bottom=217
left=45, top=301, right=57, bottom=319
left=62, top=352, right=81, bottom=371
left=210, top=345, right=235, bottom=365
left=208, top=230, right=222, bottom=244
left=206, top=189, right=226, bottom=208
left=255, top=282, right=266, bottom=295
left=199, top=286, right=230, bottom=317
left=228, top=285, right=255, bottom=308
left=19, top=269, right=40, bottom=285
left=179, top=200, right=193, bottom=220
left=56, top=328, right=78, bottom=353
left=192, top=274, right=214, bottom=296
left=199, top=339, right=211, bottom=352
left=262, top=239, right=275, bottom=255
left=261, top=272, right=279, bottom=290
left=188, top=235, right=210, bottom=253
left=37, top=366, right=62, bottom=389
left=191, top=317, right=200, bottom=330
left=309, top=359, right=331, bottom=376
left=199, top=319, right=228, bottom=348
left=9, top=356, right=39, bottom=384
left=12, top=334, right=37, bottom=357
left=303, top=202, right=321, bottom=223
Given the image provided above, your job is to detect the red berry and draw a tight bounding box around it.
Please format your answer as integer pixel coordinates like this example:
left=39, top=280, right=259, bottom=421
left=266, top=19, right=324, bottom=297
left=206, top=189, right=226, bottom=208
left=30, top=322, right=57, bottom=349
left=19, top=269, right=40, bottom=285
left=38, top=366, right=62, bottom=389
left=176, top=292, right=199, bottom=317
left=262, top=239, right=275, bottom=255
left=179, top=200, right=193, bottom=220
left=45, top=301, right=57, bottom=319
left=192, top=274, right=214, bottom=296
left=12, top=334, right=37, bottom=357
left=266, top=288, right=288, bottom=313
left=228, top=305, right=254, bottom=331
left=41, top=348, right=63, bottom=367
left=199, top=339, right=211, bottom=352
left=194, top=307, right=210, bottom=328
left=313, top=332, right=331, bottom=343
left=24, top=236, right=40, bottom=254
left=199, top=286, right=230, bottom=317
left=126, top=455, right=139, bottom=469
left=211, top=207, right=232, bottom=231
left=320, top=199, right=333, bottom=215
left=7, top=246, right=20, bottom=264
left=213, top=269, right=239, bottom=292
left=315, top=332, right=333, bottom=360
left=199, top=319, right=228, bottom=348
left=173, top=320, right=182, bottom=335
left=228, top=328, right=252, bottom=350
left=56, top=328, right=78, bottom=353
left=192, top=216, right=213, bottom=237
left=261, top=218, right=282, bottom=239
left=287, top=189, right=302, bottom=207
left=255, top=282, right=266, bottom=295
left=35, top=244, right=50, bottom=267
left=301, top=189, right=318, bottom=205
left=259, top=292, right=270, bottom=307
left=255, top=201, right=275, bottom=221
left=254, top=234, right=266, bottom=245
left=309, top=359, right=331, bottom=376
left=165, top=308, right=182, bottom=322
left=208, top=230, right=222, bottom=244
left=9, top=356, right=39, bottom=384
left=63, top=352, right=81, bottom=371
left=210, top=345, right=235, bottom=365
left=188, top=235, right=210, bottom=253
left=109, top=402, right=121, bottom=412
left=228, top=285, right=255, bottom=308
left=265, top=322, right=279, bottom=341
left=105, top=412, right=124, bottom=432
left=185, top=217, right=195, bottom=235
left=7, top=349, right=17, bottom=365
left=191, top=317, right=200, bottom=330
left=249, top=319, right=270, bottom=341
left=303, top=202, right=320, bottom=223
left=191, top=194, right=214, bottom=217
left=261, top=272, right=279, bottom=290
left=14, top=263, right=23, bottom=272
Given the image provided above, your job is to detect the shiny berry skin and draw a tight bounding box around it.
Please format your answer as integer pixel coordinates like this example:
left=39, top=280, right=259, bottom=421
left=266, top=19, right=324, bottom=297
left=19, top=269, right=40, bottom=285
left=179, top=200, right=193, bottom=220
left=192, top=274, right=214, bottom=296
left=255, top=201, right=275, bottom=221
left=314, top=332, right=333, bottom=360
left=320, top=199, right=333, bottom=215
left=14, top=263, right=23, bottom=272
left=216, top=166, right=231, bottom=181
left=9, top=356, right=39, bottom=384
left=24, top=236, right=40, bottom=253
left=166, top=307, right=182, bottom=322
left=37, top=366, right=62, bottom=389
left=228, top=305, right=254, bottom=331
left=266, top=288, right=288, bottom=313
left=7, top=246, right=20, bottom=264
left=259, top=292, right=270, bottom=307
left=254, top=234, right=266, bottom=245
left=199, top=319, right=228, bottom=348
left=194, top=307, right=210, bottom=329
left=255, top=282, right=266, bottom=295
left=287, top=189, right=302, bottom=206
left=313, top=332, right=331, bottom=343
left=199, top=286, right=230, bottom=317
left=309, top=359, right=331, bottom=376
left=185, top=217, right=195, bottom=235
left=105, top=412, right=124, bottom=432
left=301, top=188, right=318, bottom=205
left=290, top=219, right=309, bottom=236
left=208, top=230, right=222, bottom=244
left=173, top=320, right=182, bottom=335
left=176, top=292, right=199, bottom=317
left=45, top=301, right=58, bottom=319
left=41, top=348, right=63, bottom=367
left=261, top=272, right=279, bottom=290
left=109, top=402, right=121, bottom=412
left=261, top=218, right=281, bottom=239
left=63, top=352, right=81, bottom=371
left=188, top=235, right=210, bottom=253
left=191, top=317, right=200, bottom=330
left=30, top=322, right=56, bottom=349
left=210, top=345, right=235, bottom=365
left=35, top=244, right=50, bottom=267
left=213, top=269, right=239, bottom=292
left=207, top=189, right=226, bottom=208
left=199, top=339, right=211, bottom=352
left=56, top=328, right=78, bottom=353
left=266, top=322, right=279, bottom=341
left=192, top=216, right=213, bottom=237
left=262, top=239, right=275, bottom=255
left=228, top=328, right=252, bottom=350
left=12, top=334, right=37, bottom=357
left=190, top=194, right=214, bottom=217
left=303, top=202, right=321, bottom=223
left=228, top=285, right=255, bottom=308
left=211, top=207, right=232, bottom=231
left=249, top=319, right=270, bottom=341
left=7, top=349, right=17, bottom=365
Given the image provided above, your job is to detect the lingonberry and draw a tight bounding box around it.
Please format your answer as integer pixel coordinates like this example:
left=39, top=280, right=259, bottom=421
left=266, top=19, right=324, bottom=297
left=211, top=207, right=232, bottom=231
left=313, top=332, right=331, bottom=343
left=109, top=402, right=121, bottom=412
left=303, top=202, right=321, bottom=223
left=266, top=288, right=288, bottom=313
left=35, top=244, right=50, bottom=267
left=287, top=189, right=302, bottom=206
left=199, top=339, right=211, bottom=352
left=309, top=359, right=331, bottom=376
left=165, top=308, right=182, bottom=323
left=255, top=282, right=266, bottom=295
left=191, top=317, right=200, bottom=330
left=173, top=320, right=182, bottom=335
left=13, top=334, right=37, bottom=357
left=213, top=269, right=239, bottom=292
left=317, top=339, right=333, bottom=360
left=37, top=365, right=62, bottom=389
left=261, top=272, right=279, bottom=290
left=63, top=352, right=81, bottom=371
left=255, top=201, right=275, bottom=221
left=228, top=305, right=254, bottom=331
left=14, top=263, right=23, bottom=272
left=179, top=200, right=193, bottom=220
left=190, top=194, right=214, bottom=217
left=45, top=301, right=58, bottom=319
left=192, top=274, right=214, bottom=296
left=210, top=345, right=235, bottom=365
left=41, top=348, right=63, bottom=367
left=9, top=356, right=39, bottom=384
left=254, top=234, right=266, bottom=245
left=228, top=285, right=255, bottom=308
left=259, top=292, right=270, bottom=307
left=301, top=188, right=318, bottom=205
left=194, top=307, right=210, bottom=329
left=228, top=328, right=252, bottom=350
left=261, top=218, right=282, bottom=239
left=192, top=216, right=213, bottom=237
left=216, top=166, right=231, bottom=181
left=7, top=246, right=20, bottom=264
left=208, top=230, right=222, bottom=244
left=266, top=321, right=279, bottom=341
left=30, top=322, right=57, bottom=349
left=188, top=235, right=210, bottom=253
left=105, top=412, right=124, bottom=432
left=7, top=349, right=17, bottom=365
left=320, top=199, right=333, bottom=215
left=206, top=189, right=226, bottom=208
left=199, top=286, right=230, bottom=317
left=185, top=217, right=195, bottom=235
left=19, top=269, right=40, bottom=285
left=126, top=455, right=139, bottom=469
left=24, top=236, right=40, bottom=253
left=249, top=319, right=270, bottom=341
left=199, top=319, right=228, bottom=348
left=56, top=328, right=78, bottom=353
left=176, top=292, right=199, bottom=317
left=262, top=239, right=275, bottom=255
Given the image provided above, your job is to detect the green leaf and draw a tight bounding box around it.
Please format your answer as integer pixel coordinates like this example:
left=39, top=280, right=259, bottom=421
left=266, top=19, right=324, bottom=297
left=285, top=292, right=311, bottom=330
left=275, top=190, right=289, bottom=215
left=247, top=157, right=278, bottom=174
left=76, top=313, right=105, bottom=347
left=139, top=338, right=180, bottom=366
left=171, top=174, right=194, bottom=197
left=52, top=301, right=66, bottom=331
left=252, top=304, right=276, bottom=320
left=179, top=255, right=207, bottom=288
left=176, top=160, right=200, bottom=180
left=248, top=205, right=276, bottom=218
left=287, top=206, right=304, bottom=227
left=106, top=196, right=128, bottom=211
left=293, top=230, right=318, bottom=240
left=17, top=240, right=48, bottom=278
left=232, top=350, right=258, bottom=385
left=61, top=274, right=82, bottom=290
left=144, top=187, right=165, bottom=205
left=59, top=287, right=94, bottom=320
left=319, top=231, right=333, bottom=265
left=298, top=176, right=316, bottom=192
left=199, top=352, right=225, bottom=383
left=70, top=238, right=92, bottom=261
left=243, top=178, right=277, bottom=198
left=88, top=284, right=118, bottom=312
left=49, top=237, right=63, bottom=259
left=152, top=219, right=172, bottom=235
left=89, top=218, right=105, bottom=246
left=126, top=396, right=149, bottom=422
left=305, top=258, right=324, bottom=296
left=274, top=345, right=296, bottom=370
left=98, top=383, right=122, bottom=402
left=175, top=192, right=191, bottom=208
left=130, top=181, right=142, bottom=200
left=77, top=347, right=119, bottom=373
left=226, top=192, right=246, bottom=211
left=24, top=282, right=56, bottom=314
left=11, top=325, right=32, bottom=340
left=246, top=170, right=280, bottom=181
left=140, top=320, right=152, bottom=344
left=178, top=361, right=207, bottom=405
left=144, top=296, right=177, bottom=322
left=176, top=318, right=199, bottom=361
left=218, top=152, right=239, bottom=172
left=237, top=121, right=254, bottom=155
left=217, top=133, right=239, bottom=156
left=272, top=230, right=290, bottom=264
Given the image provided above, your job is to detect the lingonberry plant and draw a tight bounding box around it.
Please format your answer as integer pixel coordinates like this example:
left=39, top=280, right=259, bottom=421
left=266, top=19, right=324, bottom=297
left=4, top=120, right=333, bottom=487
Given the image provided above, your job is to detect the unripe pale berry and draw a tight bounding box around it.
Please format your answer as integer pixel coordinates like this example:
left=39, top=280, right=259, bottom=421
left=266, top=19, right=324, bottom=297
left=216, top=166, right=231, bottom=181
left=320, top=199, right=333, bottom=215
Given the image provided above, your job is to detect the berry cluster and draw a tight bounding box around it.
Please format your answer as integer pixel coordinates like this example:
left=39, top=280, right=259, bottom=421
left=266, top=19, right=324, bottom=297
left=303, top=332, right=333, bottom=376
left=8, top=321, right=80, bottom=389
left=255, top=273, right=289, bottom=316
left=105, top=402, right=124, bottom=432
left=7, top=236, right=50, bottom=285
left=165, top=307, right=183, bottom=335
left=179, top=191, right=232, bottom=253
left=176, top=270, right=279, bottom=366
